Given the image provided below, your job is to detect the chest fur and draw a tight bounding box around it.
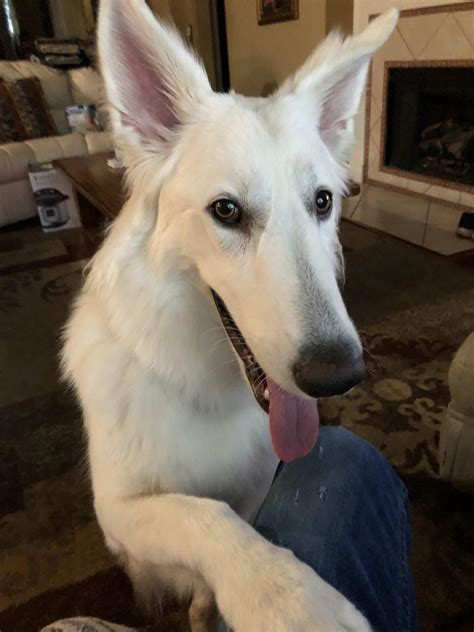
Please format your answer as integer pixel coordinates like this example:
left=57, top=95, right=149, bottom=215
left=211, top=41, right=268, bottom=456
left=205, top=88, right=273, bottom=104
left=87, top=362, right=278, bottom=518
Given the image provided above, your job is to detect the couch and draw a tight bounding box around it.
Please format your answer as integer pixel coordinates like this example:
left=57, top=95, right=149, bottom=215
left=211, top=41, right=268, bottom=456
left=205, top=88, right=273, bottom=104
left=439, top=331, right=474, bottom=491
left=0, top=61, right=113, bottom=227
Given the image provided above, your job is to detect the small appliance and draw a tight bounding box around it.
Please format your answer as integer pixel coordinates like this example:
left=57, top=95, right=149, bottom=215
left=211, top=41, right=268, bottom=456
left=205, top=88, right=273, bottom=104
left=34, top=188, right=70, bottom=228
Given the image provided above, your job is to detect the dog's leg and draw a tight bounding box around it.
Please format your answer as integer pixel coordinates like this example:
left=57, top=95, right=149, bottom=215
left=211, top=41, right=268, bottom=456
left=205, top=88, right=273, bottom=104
left=126, top=554, right=216, bottom=631
left=97, top=493, right=371, bottom=631
left=188, top=580, right=217, bottom=632
left=123, top=555, right=164, bottom=617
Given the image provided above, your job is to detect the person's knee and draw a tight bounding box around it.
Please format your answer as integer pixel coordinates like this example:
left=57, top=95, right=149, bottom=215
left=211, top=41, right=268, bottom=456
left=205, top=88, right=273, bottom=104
left=316, top=426, right=405, bottom=495
left=263, top=426, right=406, bottom=520
left=319, top=425, right=380, bottom=460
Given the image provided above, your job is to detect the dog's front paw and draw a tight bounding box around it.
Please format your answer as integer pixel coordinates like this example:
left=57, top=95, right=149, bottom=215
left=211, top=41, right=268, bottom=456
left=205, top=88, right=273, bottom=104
left=218, top=546, right=371, bottom=632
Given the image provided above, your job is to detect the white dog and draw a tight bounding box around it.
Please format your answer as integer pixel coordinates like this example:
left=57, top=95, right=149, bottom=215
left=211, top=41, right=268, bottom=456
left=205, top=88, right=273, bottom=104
left=62, top=2, right=397, bottom=630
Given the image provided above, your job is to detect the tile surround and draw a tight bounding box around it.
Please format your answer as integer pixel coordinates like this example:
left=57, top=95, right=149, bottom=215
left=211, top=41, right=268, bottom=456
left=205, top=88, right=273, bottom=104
left=418, top=13, right=472, bottom=59
left=454, top=9, right=474, bottom=45
left=352, top=2, right=474, bottom=254
left=366, top=5, right=474, bottom=206
left=397, top=12, right=446, bottom=58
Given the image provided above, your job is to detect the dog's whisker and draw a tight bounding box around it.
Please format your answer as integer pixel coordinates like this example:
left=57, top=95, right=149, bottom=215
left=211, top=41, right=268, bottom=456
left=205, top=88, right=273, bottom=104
left=361, top=344, right=383, bottom=377
left=202, top=325, right=241, bottom=336
left=208, top=357, right=240, bottom=374
left=254, top=374, right=267, bottom=391
left=208, top=338, right=232, bottom=352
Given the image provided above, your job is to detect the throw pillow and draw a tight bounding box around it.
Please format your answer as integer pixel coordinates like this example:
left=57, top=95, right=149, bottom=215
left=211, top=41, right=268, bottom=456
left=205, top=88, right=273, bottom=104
left=6, top=77, right=58, bottom=140
left=0, top=79, right=27, bottom=143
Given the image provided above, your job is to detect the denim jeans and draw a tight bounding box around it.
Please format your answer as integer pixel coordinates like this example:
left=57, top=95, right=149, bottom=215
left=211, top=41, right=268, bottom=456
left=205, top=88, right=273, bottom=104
left=223, top=426, right=418, bottom=631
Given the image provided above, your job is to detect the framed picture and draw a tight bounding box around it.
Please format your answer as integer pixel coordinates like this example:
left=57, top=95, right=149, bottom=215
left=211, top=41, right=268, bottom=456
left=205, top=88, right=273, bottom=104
left=257, top=0, right=299, bottom=26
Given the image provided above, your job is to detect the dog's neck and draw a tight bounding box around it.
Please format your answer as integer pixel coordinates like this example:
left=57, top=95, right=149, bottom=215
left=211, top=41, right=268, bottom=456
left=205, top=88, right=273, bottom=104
left=88, top=212, right=246, bottom=413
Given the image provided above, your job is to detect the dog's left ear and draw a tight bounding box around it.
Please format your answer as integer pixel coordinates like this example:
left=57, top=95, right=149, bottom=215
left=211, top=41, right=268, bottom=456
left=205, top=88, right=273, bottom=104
left=279, top=9, right=398, bottom=164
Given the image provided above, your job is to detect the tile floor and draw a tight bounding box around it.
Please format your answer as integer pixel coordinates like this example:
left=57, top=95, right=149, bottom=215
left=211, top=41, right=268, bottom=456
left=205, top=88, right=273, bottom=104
left=343, top=183, right=474, bottom=256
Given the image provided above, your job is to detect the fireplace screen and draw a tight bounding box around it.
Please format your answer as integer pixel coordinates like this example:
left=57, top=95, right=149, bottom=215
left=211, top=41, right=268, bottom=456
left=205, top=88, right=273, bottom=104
left=383, top=65, right=474, bottom=187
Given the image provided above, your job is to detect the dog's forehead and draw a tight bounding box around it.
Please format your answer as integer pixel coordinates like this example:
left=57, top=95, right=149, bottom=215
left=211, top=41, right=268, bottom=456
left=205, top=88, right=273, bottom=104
left=238, top=97, right=318, bottom=162
left=199, top=96, right=321, bottom=183
left=258, top=97, right=345, bottom=192
left=178, top=94, right=337, bottom=213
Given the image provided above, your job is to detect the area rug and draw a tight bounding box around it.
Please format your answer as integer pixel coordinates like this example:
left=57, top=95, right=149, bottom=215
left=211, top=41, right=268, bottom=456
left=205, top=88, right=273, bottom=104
left=0, top=238, right=67, bottom=271
left=0, top=221, right=473, bottom=632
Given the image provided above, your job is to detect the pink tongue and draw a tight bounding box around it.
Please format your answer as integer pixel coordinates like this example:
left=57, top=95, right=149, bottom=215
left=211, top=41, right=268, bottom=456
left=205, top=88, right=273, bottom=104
left=267, top=378, right=319, bottom=463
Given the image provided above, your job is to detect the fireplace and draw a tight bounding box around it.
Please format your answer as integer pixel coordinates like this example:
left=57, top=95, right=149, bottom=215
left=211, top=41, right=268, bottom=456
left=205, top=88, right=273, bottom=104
left=352, top=2, right=474, bottom=255
left=382, top=62, right=474, bottom=188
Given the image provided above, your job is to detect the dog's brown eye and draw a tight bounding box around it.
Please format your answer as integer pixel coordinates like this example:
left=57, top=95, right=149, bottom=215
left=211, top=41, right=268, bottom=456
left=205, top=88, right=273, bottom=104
left=211, top=199, right=241, bottom=225
left=314, top=189, right=333, bottom=218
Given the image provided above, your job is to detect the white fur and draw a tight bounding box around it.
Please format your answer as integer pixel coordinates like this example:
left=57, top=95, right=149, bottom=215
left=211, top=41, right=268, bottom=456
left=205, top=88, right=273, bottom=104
left=62, top=2, right=397, bottom=629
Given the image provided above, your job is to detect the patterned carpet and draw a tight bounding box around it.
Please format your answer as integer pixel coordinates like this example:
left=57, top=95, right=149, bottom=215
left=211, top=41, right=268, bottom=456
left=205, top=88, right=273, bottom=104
left=0, top=219, right=473, bottom=632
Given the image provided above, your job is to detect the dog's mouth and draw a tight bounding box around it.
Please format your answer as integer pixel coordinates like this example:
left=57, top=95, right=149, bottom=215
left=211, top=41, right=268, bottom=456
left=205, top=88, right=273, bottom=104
left=212, top=290, right=269, bottom=413
left=211, top=289, right=320, bottom=463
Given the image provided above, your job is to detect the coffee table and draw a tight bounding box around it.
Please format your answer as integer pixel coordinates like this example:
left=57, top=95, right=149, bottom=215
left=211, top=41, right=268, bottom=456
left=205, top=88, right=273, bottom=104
left=54, top=152, right=361, bottom=228
left=54, top=152, right=125, bottom=227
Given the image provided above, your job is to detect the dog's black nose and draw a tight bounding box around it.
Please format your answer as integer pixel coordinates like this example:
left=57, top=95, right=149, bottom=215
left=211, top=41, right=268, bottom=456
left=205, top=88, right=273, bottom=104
left=292, top=341, right=366, bottom=398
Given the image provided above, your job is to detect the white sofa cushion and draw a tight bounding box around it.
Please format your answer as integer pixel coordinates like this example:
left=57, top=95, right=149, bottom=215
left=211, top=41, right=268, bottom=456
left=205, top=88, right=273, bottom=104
left=0, top=130, right=113, bottom=228
left=0, top=131, right=112, bottom=184
left=0, top=178, right=37, bottom=227
left=0, top=142, right=36, bottom=183
left=0, top=134, right=88, bottom=182
left=24, top=133, right=88, bottom=164
left=68, top=67, right=105, bottom=105
left=84, top=131, right=113, bottom=154
left=0, top=60, right=113, bottom=227
left=0, top=61, right=73, bottom=134
left=68, top=68, right=109, bottom=129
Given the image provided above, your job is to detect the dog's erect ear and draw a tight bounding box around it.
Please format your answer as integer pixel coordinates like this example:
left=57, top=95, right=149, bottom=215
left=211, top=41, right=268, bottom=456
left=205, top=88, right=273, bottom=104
left=279, top=9, right=398, bottom=164
left=98, top=0, right=211, bottom=149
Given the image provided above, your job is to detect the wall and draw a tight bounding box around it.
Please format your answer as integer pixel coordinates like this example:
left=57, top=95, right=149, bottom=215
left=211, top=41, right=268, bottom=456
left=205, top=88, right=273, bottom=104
left=148, top=0, right=216, bottom=88
left=224, top=0, right=326, bottom=96
left=326, top=0, right=353, bottom=34
left=49, top=0, right=88, bottom=39
left=14, top=0, right=54, bottom=43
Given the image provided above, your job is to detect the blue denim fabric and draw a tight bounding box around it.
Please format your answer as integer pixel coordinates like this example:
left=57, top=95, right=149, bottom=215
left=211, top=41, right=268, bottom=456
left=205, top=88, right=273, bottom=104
left=251, top=426, right=418, bottom=632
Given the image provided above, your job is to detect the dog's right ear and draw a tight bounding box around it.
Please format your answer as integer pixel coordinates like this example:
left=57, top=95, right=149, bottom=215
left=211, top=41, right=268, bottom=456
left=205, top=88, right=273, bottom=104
left=98, top=0, right=211, bottom=154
